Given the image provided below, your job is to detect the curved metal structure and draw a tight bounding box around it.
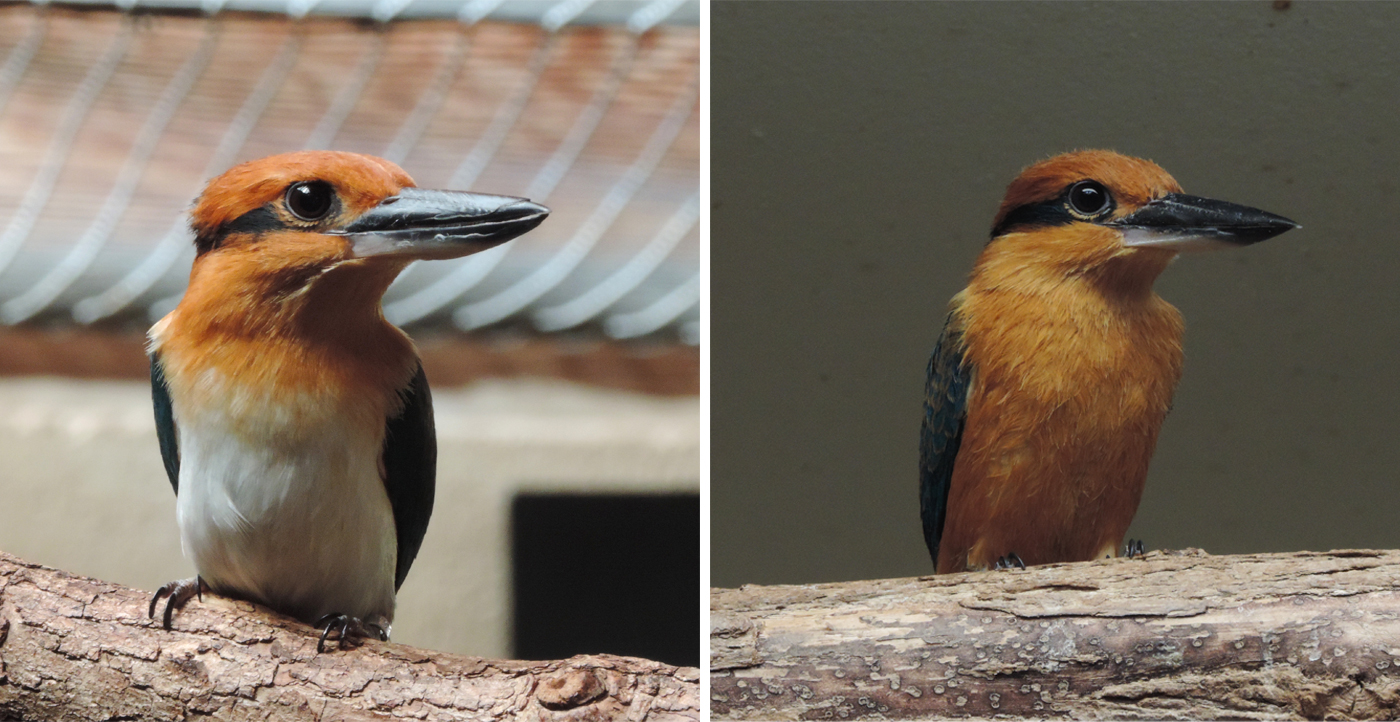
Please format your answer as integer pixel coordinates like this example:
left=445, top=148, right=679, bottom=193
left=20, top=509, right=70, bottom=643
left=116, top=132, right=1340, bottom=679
left=0, top=0, right=698, bottom=342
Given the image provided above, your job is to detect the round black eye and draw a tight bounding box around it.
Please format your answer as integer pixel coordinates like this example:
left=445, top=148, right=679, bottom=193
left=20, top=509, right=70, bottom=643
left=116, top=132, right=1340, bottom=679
left=1067, top=180, right=1112, bottom=218
left=285, top=181, right=335, bottom=221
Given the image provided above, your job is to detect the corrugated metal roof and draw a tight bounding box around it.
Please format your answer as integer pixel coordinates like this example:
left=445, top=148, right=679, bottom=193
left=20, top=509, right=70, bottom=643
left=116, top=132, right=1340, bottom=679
left=0, top=0, right=699, bottom=342
left=52, top=0, right=699, bottom=25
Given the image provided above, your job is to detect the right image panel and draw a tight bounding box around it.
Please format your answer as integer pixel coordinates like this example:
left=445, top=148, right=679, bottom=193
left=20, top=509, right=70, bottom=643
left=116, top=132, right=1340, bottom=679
left=710, top=1, right=1400, bottom=718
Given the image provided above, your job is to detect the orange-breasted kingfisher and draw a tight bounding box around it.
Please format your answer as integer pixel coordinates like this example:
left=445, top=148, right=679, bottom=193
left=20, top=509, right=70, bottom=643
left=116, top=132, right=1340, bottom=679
left=920, top=150, right=1297, bottom=574
left=146, top=151, right=547, bottom=649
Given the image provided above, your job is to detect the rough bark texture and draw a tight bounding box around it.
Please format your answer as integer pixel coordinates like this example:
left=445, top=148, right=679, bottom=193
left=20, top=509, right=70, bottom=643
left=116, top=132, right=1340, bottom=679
left=0, top=552, right=699, bottom=721
left=710, top=549, right=1400, bottom=720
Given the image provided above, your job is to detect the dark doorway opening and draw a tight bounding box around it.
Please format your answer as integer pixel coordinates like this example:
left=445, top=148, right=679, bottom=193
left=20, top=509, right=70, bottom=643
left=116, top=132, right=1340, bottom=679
left=512, top=492, right=700, bottom=667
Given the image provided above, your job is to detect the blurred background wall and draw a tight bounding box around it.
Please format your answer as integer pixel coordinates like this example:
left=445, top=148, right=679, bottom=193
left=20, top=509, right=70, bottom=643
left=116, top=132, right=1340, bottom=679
left=0, top=0, right=699, bottom=667
left=712, top=1, right=1400, bottom=588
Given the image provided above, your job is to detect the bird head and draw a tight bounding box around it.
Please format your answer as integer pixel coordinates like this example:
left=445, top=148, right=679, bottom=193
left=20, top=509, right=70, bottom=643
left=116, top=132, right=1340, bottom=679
left=981, top=150, right=1298, bottom=292
left=180, top=151, right=547, bottom=330
left=191, top=150, right=547, bottom=264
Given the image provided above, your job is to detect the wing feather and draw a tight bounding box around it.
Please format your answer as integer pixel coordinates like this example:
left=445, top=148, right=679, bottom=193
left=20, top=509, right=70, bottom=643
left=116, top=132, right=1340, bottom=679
left=919, top=314, right=971, bottom=572
left=150, top=354, right=180, bottom=494
left=381, top=363, right=436, bottom=590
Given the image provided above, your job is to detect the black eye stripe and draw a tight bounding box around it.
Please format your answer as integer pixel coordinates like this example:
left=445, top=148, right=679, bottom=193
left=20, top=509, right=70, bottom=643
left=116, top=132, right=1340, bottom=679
left=222, top=206, right=284, bottom=236
left=195, top=181, right=339, bottom=255
left=989, top=202, right=1075, bottom=239
left=194, top=205, right=285, bottom=254
left=989, top=180, right=1117, bottom=238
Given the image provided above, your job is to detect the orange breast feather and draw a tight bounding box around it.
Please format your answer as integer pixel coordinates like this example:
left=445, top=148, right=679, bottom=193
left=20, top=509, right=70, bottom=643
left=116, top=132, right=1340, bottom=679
left=935, top=237, right=1185, bottom=573
left=151, top=248, right=418, bottom=442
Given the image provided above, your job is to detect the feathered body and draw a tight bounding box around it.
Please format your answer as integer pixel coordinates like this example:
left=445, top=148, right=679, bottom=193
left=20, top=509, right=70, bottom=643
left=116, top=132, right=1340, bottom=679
left=149, top=151, right=546, bottom=642
left=935, top=262, right=1184, bottom=572
left=150, top=260, right=417, bottom=624
left=921, top=151, right=1296, bottom=573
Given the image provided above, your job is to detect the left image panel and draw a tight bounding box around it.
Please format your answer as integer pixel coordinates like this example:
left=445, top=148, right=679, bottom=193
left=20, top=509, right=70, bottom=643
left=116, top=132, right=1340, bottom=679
left=0, top=0, right=699, bottom=717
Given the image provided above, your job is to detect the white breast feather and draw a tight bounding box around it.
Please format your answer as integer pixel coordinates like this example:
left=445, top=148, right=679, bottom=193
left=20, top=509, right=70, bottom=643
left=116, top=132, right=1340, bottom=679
left=174, top=380, right=399, bottom=626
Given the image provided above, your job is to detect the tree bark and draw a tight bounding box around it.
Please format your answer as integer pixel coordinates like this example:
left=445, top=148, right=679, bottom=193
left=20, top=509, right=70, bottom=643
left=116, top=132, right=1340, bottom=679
left=710, top=549, right=1400, bottom=720
left=0, top=552, right=699, bottom=721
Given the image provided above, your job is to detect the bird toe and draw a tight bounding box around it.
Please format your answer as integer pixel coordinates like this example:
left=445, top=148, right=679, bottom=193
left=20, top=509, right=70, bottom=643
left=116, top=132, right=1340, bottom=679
left=993, top=553, right=1026, bottom=570
left=314, top=613, right=384, bottom=652
left=149, top=576, right=206, bottom=630
left=1124, top=539, right=1146, bottom=559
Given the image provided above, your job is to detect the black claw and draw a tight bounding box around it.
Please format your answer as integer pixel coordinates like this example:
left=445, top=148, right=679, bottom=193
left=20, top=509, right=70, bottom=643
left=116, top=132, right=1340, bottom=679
left=148, top=587, right=167, bottom=620
left=314, top=613, right=341, bottom=653
left=317, top=622, right=336, bottom=654
left=994, top=553, right=1025, bottom=570
left=149, top=578, right=205, bottom=630
left=314, top=613, right=380, bottom=653
left=315, top=613, right=344, bottom=653
left=1124, top=539, right=1146, bottom=559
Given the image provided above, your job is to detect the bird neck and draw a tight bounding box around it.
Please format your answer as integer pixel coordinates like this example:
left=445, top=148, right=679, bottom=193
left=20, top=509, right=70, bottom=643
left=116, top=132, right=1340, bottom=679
left=154, top=254, right=418, bottom=419
left=294, top=260, right=408, bottom=342
left=177, top=250, right=407, bottom=343
left=1078, top=250, right=1177, bottom=301
left=973, top=234, right=1175, bottom=304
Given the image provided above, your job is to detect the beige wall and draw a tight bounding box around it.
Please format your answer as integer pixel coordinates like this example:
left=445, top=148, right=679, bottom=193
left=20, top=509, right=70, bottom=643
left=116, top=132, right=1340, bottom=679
left=712, top=1, right=1400, bottom=586
left=0, top=377, right=699, bottom=657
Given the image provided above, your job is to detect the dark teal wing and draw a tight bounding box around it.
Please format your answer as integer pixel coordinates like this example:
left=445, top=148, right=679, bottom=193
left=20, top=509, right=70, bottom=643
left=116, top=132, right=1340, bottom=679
left=920, top=315, right=970, bottom=572
left=150, top=353, right=180, bottom=494
left=381, top=364, right=437, bottom=590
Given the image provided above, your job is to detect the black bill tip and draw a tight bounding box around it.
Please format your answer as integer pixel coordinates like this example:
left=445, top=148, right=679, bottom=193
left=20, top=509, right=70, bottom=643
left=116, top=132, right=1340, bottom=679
left=337, top=188, right=549, bottom=260
left=1109, top=192, right=1299, bottom=251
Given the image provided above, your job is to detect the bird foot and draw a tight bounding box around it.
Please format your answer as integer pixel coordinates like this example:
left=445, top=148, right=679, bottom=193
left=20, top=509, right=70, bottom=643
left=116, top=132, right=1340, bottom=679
left=314, top=613, right=389, bottom=653
left=993, top=553, right=1026, bottom=570
left=1123, top=539, right=1146, bottom=559
left=149, top=576, right=207, bottom=630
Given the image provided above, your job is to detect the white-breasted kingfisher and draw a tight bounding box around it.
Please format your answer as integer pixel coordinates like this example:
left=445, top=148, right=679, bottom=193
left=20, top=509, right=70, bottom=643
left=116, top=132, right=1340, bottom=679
left=147, top=151, right=547, bottom=649
left=921, top=150, right=1297, bottom=574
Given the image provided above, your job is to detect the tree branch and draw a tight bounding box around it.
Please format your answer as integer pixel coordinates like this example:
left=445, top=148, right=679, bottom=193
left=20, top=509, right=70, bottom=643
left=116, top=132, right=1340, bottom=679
left=710, top=549, right=1400, bottom=720
left=0, top=552, right=699, bottom=721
